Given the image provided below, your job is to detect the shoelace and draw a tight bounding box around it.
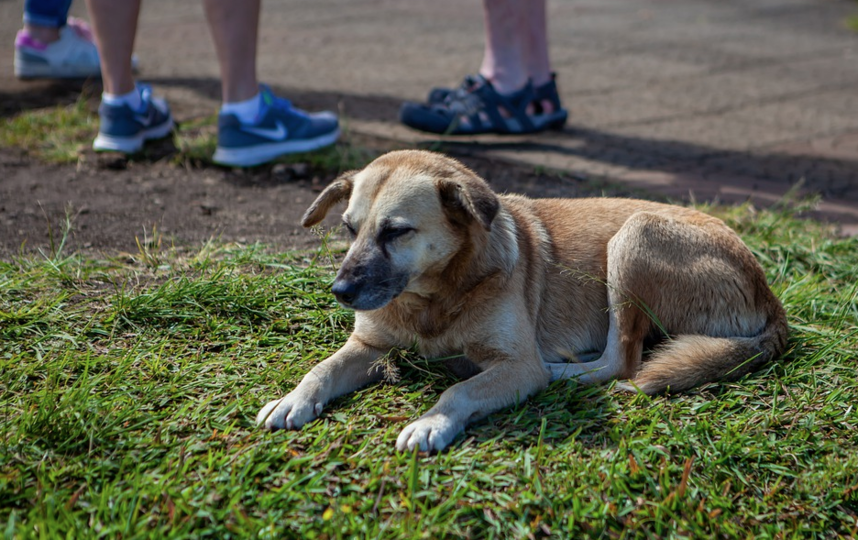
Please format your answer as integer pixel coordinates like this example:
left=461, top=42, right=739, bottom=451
left=138, top=84, right=154, bottom=114
left=442, top=75, right=482, bottom=102
left=134, top=84, right=169, bottom=117
left=259, top=85, right=309, bottom=120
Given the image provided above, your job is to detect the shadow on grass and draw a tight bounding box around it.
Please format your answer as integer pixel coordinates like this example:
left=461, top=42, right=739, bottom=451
left=0, top=79, right=99, bottom=119
left=332, top=352, right=623, bottom=453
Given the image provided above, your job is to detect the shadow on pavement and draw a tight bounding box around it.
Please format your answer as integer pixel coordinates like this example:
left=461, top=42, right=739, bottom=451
left=6, top=76, right=857, bottom=225
left=435, top=127, right=858, bottom=201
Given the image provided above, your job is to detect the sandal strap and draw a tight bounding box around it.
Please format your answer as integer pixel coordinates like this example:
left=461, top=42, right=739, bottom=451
left=427, top=74, right=480, bottom=104
left=401, top=75, right=564, bottom=135
left=440, top=75, right=537, bottom=134
left=532, top=72, right=563, bottom=115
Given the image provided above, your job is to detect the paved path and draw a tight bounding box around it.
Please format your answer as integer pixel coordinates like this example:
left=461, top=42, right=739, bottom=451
left=2, top=0, right=858, bottom=232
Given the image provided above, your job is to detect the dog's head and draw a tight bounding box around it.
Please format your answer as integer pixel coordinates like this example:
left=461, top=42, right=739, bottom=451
left=302, top=150, right=500, bottom=310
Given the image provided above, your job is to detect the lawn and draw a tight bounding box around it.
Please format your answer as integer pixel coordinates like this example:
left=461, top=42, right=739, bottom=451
left=1, top=196, right=857, bottom=538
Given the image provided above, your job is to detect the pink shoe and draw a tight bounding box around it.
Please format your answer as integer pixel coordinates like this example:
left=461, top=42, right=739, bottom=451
left=14, top=17, right=139, bottom=79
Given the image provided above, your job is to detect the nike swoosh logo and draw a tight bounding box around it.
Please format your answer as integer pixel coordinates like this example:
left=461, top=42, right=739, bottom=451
left=240, top=121, right=288, bottom=140
left=135, top=113, right=152, bottom=127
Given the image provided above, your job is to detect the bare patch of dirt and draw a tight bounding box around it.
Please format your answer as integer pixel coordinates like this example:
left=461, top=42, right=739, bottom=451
left=0, top=132, right=638, bottom=258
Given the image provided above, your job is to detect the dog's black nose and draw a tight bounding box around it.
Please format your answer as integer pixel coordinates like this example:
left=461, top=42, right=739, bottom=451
left=331, top=280, right=359, bottom=306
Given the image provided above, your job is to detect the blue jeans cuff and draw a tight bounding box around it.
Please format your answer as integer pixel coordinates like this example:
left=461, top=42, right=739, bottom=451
left=23, top=13, right=67, bottom=28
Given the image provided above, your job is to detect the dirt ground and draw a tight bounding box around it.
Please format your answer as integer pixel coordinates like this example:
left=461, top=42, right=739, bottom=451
left=2, top=142, right=646, bottom=259
left=0, top=84, right=641, bottom=258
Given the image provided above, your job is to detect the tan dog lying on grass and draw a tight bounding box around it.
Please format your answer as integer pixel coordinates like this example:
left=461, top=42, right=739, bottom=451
left=257, top=150, right=788, bottom=452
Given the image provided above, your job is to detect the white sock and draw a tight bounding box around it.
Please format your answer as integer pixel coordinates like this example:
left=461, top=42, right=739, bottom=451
left=102, top=85, right=143, bottom=111
left=220, top=92, right=262, bottom=124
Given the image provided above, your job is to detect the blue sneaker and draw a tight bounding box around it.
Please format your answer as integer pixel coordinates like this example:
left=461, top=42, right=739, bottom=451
left=93, top=84, right=174, bottom=153
left=212, top=85, right=339, bottom=167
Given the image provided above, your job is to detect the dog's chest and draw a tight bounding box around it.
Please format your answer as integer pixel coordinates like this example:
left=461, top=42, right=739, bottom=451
left=384, top=316, right=467, bottom=359
left=415, top=332, right=471, bottom=359
left=371, top=303, right=477, bottom=360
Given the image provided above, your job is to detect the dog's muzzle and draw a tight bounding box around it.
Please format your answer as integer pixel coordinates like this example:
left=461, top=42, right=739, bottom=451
left=331, top=271, right=410, bottom=311
left=331, top=279, right=361, bottom=307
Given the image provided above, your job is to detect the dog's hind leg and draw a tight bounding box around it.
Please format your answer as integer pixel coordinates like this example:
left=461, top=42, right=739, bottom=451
left=548, top=286, right=649, bottom=384
left=556, top=210, right=781, bottom=394
left=550, top=213, right=674, bottom=386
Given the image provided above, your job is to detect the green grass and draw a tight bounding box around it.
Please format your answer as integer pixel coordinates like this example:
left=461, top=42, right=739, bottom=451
left=1, top=204, right=857, bottom=539
left=1, top=98, right=98, bottom=163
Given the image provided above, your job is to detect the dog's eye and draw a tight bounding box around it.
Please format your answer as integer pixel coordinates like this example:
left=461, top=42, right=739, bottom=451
left=343, top=221, right=357, bottom=237
left=379, top=227, right=415, bottom=243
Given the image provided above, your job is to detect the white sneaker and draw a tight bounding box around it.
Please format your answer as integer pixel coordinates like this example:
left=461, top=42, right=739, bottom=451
left=14, top=18, right=138, bottom=79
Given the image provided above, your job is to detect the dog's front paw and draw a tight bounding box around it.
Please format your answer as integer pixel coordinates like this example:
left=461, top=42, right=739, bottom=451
left=396, top=415, right=462, bottom=453
left=256, top=391, right=323, bottom=430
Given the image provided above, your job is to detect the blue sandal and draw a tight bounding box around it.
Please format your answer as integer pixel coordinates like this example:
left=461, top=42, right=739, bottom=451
left=401, top=74, right=567, bottom=135
left=428, top=73, right=566, bottom=115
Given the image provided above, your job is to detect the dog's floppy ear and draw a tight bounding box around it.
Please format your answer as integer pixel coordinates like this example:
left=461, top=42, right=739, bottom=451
left=436, top=174, right=499, bottom=231
left=301, top=171, right=356, bottom=227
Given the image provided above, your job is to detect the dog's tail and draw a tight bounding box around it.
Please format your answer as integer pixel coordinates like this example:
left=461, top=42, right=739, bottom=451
left=619, top=309, right=789, bottom=395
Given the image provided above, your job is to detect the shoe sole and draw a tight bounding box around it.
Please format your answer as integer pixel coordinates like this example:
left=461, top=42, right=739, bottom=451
left=93, top=118, right=175, bottom=153
left=212, top=128, right=340, bottom=167
left=15, top=51, right=138, bottom=79
left=545, top=110, right=568, bottom=131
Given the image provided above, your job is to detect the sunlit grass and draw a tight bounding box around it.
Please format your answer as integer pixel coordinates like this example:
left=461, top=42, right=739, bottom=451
left=1, top=200, right=856, bottom=538
left=1, top=97, right=97, bottom=163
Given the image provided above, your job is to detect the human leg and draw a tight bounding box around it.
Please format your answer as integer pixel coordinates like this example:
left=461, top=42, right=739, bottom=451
left=401, top=0, right=535, bottom=134
left=202, top=0, right=260, bottom=104
left=478, top=0, right=529, bottom=94
left=23, top=0, right=73, bottom=41
left=205, top=0, right=339, bottom=167
left=400, top=0, right=566, bottom=135
left=522, top=0, right=551, bottom=88
left=520, top=0, right=562, bottom=117
left=428, top=0, right=552, bottom=102
left=86, top=0, right=173, bottom=152
left=84, top=0, right=138, bottom=95
left=481, top=0, right=560, bottom=115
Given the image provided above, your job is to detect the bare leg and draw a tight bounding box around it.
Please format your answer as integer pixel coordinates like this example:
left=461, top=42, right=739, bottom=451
left=23, top=23, right=61, bottom=43
left=523, top=0, right=552, bottom=88
left=203, top=0, right=260, bottom=103
left=479, top=0, right=529, bottom=94
left=84, top=0, right=138, bottom=95
left=479, top=0, right=554, bottom=114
